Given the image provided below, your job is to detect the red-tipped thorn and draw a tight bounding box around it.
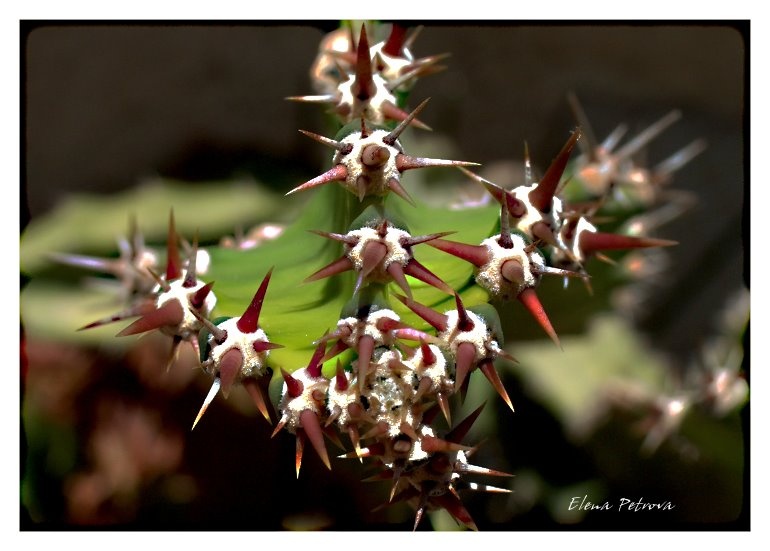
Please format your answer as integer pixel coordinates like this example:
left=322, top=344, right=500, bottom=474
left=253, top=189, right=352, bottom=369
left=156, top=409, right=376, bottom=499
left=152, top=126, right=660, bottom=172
left=116, top=300, right=184, bottom=337
left=446, top=402, right=486, bottom=444
left=386, top=261, right=413, bottom=299
left=165, top=210, right=183, bottom=282
left=381, top=101, right=432, bottom=130
left=242, top=378, right=272, bottom=423
left=437, top=392, right=452, bottom=425
left=335, top=360, right=349, bottom=391
left=352, top=23, right=374, bottom=100
left=357, top=334, right=375, bottom=394
left=478, top=359, right=514, bottom=412
left=396, top=154, right=478, bottom=172
left=78, top=301, right=155, bottom=331
left=182, top=232, right=199, bottom=288
left=305, top=338, right=328, bottom=378
left=427, top=238, right=489, bottom=268
left=403, top=258, right=455, bottom=295
left=433, top=493, right=478, bottom=531
left=383, top=98, right=432, bottom=146
left=190, top=281, right=215, bottom=310
left=237, top=268, right=273, bottom=333
left=386, top=177, right=415, bottom=206
left=454, top=293, right=474, bottom=332
left=579, top=231, right=678, bottom=256
left=218, top=348, right=243, bottom=399
left=252, top=340, right=283, bottom=353
left=298, top=129, right=352, bottom=154
left=281, top=368, right=304, bottom=398
left=420, top=435, right=472, bottom=454
left=528, top=128, right=582, bottom=213
left=382, top=23, right=407, bottom=57
left=321, top=339, right=351, bottom=363
left=305, top=255, right=354, bottom=283
left=419, top=338, right=437, bottom=366
left=392, top=294, right=448, bottom=332
left=454, top=341, right=477, bottom=393
left=360, top=241, right=388, bottom=281
left=300, top=410, right=331, bottom=470
left=518, top=287, right=561, bottom=348
left=286, top=164, right=348, bottom=196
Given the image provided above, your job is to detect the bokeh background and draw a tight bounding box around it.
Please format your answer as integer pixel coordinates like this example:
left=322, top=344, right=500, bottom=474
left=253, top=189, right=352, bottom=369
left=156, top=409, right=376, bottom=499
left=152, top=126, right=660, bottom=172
left=20, top=21, right=748, bottom=530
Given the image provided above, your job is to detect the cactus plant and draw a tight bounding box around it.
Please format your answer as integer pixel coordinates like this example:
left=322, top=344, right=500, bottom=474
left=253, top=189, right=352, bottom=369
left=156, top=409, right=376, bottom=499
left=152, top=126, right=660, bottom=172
left=20, top=21, right=748, bottom=530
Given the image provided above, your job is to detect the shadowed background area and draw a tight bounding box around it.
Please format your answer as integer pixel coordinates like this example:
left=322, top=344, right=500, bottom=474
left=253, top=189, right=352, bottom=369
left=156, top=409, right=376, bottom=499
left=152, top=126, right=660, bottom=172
left=21, top=22, right=748, bottom=530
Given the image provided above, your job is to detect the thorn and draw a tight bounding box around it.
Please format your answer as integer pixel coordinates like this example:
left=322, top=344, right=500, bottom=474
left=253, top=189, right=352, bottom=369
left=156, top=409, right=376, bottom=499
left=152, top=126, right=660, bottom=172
left=386, top=261, right=413, bottom=299
left=478, top=359, right=514, bottom=412
left=281, top=368, right=304, bottom=399
left=356, top=175, right=369, bottom=201
left=528, top=128, right=581, bottom=213
left=298, top=129, right=353, bottom=154
left=412, top=376, right=433, bottom=402
left=77, top=301, right=155, bottom=331
left=453, top=293, right=474, bottom=332
left=192, top=377, right=221, bottom=430
left=523, top=141, right=534, bottom=186
left=437, top=392, right=451, bottom=425
left=518, top=287, right=561, bottom=348
left=347, top=424, right=363, bottom=463
left=218, top=348, right=243, bottom=399
left=386, top=177, right=415, bottom=206
left=614, top=110, right=682, bottom=162
left=146, top=267, right=171, bottom=292
left=165, top=210, right=183, bottom=282
left=530, top=221, right=559, bottom=247
left=360, top=241, right=388, bottom=281
left=308, top=229, right=358, bottom=245
left=356, top=335, right=375, bottom=395
left=566, top=91, right=599, bottom=158
left=116, top=300, right=184, bottom=337
left=304, top=338, right=328, bottom=378
left=497, top=203, right=513, bottom=249
left=286, top=164, right=348, bottom=196
left=165, top=336, right=182, bottom=373
left=454, top=341, right=477, bottom=393
left=419, top=338, right=437, bottom=366
left=382, top=23, right=406, bottom=57
left=426, top=238, right=489, bottom=268
left=321, top=339, right=351, bottom=363
left=299, top=410, right=331, bottom=470
left=252, top=340, right=283, bottom=353
left=271, top=415, right=288, bottom=438
left=392, top=293, right=448, bottom=332
left=242, top=377, right=272, bottom=423
left=381, top=101, right=432, bottom=130
left=352, top=23, right=375, bottom=101
left=190, top=281, right=215, bottom=310
left=420, top=435, right=472, bottom=454
left=396, top=154, right=478, bottom=172
left=236, top=268, right=272, bottom=333
left=383, top=98, right=432, bottom=145
left=182, top=231, right=199, bottom=288
left=305, top=254, right=355, bottom=283
left=285, top=93, right=336, bottom=104
left=579, top=231, right=678, bottom=256
left=361, top=421, right=389, bottom=440
left=432, top=493, right=478, bottom=531
left=403, top=258, right=455, bottom=295
left=335, top=360, right=348, bottom=391
left=295, top=431, right=305, bottom=478
left=446, top=402, right=486, bottom=443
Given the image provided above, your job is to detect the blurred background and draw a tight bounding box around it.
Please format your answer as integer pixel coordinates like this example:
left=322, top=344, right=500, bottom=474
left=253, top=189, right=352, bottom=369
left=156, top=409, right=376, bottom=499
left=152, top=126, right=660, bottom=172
left=20, top=22, right=748, bottom=530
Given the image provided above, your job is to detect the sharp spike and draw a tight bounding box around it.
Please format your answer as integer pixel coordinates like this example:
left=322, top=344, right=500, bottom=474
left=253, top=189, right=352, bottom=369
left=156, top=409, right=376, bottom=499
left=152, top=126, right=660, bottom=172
left=412, top=376, right=433, bottom=402
left=579, top=231, right=678, bottom=256
left=356, top=175, right=369, bottom=201
left=347, top=425, right=363, bottom=463
left=566, top=92, right=599, bottom=158
left=653, top=138, right=708, bottom=181
left=392, top=293, right=448, bottom=332
left=530, top=221, right=559, bottom=247
left=386, top=261, right=413, bottom=299
left=325, top=405, right=341, bottom=427
left=413, top=504, right=426, bottom=532
left=295, top=431, right=305, bottom=478
left=77, top=300, right=155, bottom=331
left=236, top=268, right=273, bottom=333
left=47, top=252, right=118, bottom=274
left=305, top=255, right=355, bottom=283
left=164, top=335, right=182, bottom=373
left=252, top=340, right=284, bottom=353
left=528, top=128, right=582, bottom=213
left=455, top=462, right=513, bottom=478
left=396, top=153, right=478, bottom=172
left=382, top=23, right=407, bottom=57
left=389, top=466, right=403, bottom=502
left=192, top=377, right=221, bottom=430
left=281, top=368, right=304, bottom=399
left=335, top=360, right=349, bottom=391
left=242, top=377, right=272, bottom=423
left=361, top=241, right=388, bottom=281
left=190, top=281, right=214, bottom=310
left=454, top=293, right=474, bottom=332
left=362, top=421, right=390, bottom=440
left=182, top=231, right=199, bottom=288
left=523, top=141, right=534, bottom=186
left=444, top=402, right=487, bottom=442
left=352, top=23, right=374, bottom=101
left=218, top=348, right=243, bottom=399
left=614, top=110, right=682, bottom=162
left=116, top=300, right=184, bottom=337
left=383, top=98, right=432, bottom=145
left=308, top=229, right=358, bottom=245
left=436, top=392, right=452, bottom=425
left=286, top=164, right=348, bottom=196
left=403, top=231, right=456, bottom=248
left=386, top=177, right=415, bottom=206
left=426, top=238, right=489, bottom=268
left=321, top=339, right=350, bottom=363
left=271, top=415, right=288, bottom=438
left=497, top=203, right=513, bottom=249
left=419, top=338, right=437, bottom=366
left=454, top=341, right=477, bottom=393
left=165, top=210, right=182, bottom=282
left=305, top=338, right=328, bottom=378
left=285, top=93, right=336, bottom=104
left=478, top=359, right=514, bottom=412
left=356, top=334, right=375, bottom=394
left=298, top=129, right=352, bottom=154
left=518, top=287, right=561, bottom=348
left=420, top=435, right=472, bottom=454
left=299, top=410, right=331, bottom=470
left=432, top=493, right=478, bottom=531
left=146, top=267, right=171, bottom=292
left=402, top=258, right=455, bottom=295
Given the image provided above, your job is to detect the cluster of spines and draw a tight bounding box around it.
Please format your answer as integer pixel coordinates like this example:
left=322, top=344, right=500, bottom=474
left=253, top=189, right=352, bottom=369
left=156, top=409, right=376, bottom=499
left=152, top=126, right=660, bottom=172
left=62, top=22, right=693, bottom=531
